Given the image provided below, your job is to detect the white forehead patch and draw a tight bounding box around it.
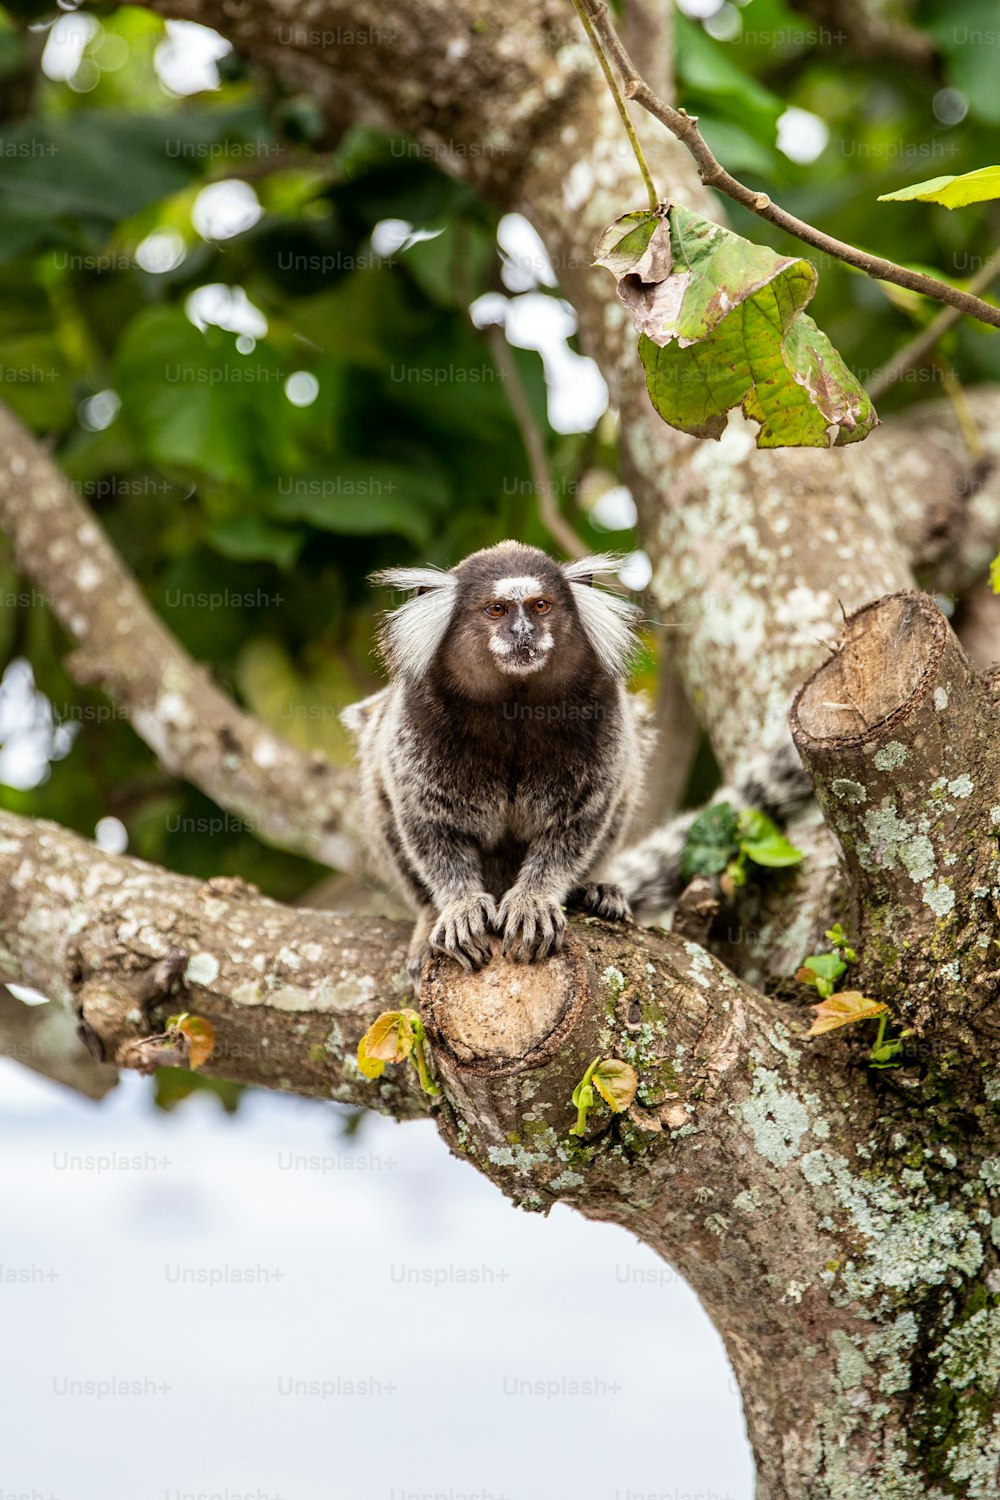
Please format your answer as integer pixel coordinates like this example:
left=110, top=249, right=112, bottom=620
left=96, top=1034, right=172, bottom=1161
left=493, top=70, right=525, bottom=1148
left=493, top=575, right=544, bottom=600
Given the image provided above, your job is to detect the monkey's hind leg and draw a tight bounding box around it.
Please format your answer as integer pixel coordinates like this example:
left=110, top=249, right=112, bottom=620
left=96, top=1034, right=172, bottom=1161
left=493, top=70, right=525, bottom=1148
left=566, top=883, right=632, bottom=923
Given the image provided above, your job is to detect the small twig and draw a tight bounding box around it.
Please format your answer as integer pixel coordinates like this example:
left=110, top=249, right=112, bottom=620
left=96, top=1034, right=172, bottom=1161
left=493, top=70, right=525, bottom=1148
left=569, top=0, right=658, bottom=211
left=486, top=324, right=590, bottom=560
left=575, top=0, right=1000, bottom=333
left=868, top=245, right=1000, bottom=401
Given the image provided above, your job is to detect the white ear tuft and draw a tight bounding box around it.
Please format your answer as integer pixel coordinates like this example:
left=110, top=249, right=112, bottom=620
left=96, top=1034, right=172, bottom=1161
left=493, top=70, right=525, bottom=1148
left=561, top=556, right=641, bottom=678
left=561, top=553, right=624, bottom=585
left=374, top=568, right=458, bottom=679
left=371, top=566, right=451, bottom=594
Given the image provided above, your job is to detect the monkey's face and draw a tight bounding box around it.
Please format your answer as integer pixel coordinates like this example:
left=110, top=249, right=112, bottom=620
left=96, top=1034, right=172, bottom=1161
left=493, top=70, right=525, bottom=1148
left=441, top=548, right=588, bottom=698
left=481, top=583, right=556, bottom=677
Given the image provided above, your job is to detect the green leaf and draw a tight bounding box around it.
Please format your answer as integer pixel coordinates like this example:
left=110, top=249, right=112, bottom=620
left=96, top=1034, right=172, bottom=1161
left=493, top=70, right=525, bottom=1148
left=803, top=955, right=847, bottom=983
left=596, top=204, right=877, bottom=449
left=265, top=462, right=446, bottom=547
left=698, top=117, right=780, bottom=178
left=205, top=516, right=305, bottom=569
left=738, top=811, right=803, bottom=868
left=878, top=167, right=1000, bottom=209
left=674, top=15, right=783, bottom=135
left=0, top=108, right=269, bottom=261
left=114, top=307, right=295, bottom=485
left=824, top=924, right=857, bottom=963
left=402, top=220, right=496, bottom=309
left=740, top=832, right=803, bottom=867
left=797, top=954, right=848, bottom=998
left=680, top=801, right=740, bottom=881
left=570, top=1057, right=601, bottom=1136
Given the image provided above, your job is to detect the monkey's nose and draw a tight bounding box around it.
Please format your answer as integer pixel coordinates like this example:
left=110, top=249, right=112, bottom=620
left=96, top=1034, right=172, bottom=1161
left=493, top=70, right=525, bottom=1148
left=511, top=616, right=533, bottom=641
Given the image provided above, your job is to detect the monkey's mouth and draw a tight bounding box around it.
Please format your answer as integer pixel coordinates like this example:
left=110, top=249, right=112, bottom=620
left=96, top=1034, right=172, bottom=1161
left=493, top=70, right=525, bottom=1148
left=497, top=644, right=549, bottom=674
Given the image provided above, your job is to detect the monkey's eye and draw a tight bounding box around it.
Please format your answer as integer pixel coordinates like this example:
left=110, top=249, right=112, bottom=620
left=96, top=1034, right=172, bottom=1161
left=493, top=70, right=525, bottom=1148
left=484, top=602, right=507, bottom=619
left=531, top=598, right=552, bottom=615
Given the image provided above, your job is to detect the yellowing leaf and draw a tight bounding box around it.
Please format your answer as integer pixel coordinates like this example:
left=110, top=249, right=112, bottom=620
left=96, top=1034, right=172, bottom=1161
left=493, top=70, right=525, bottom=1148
left=878, top=166, right=1000, bottom=210
left=360, top=1011, right=415, bottom=1064
left=178, top=1015, right=215, bottom=1069
left=166, top=1012, right=216, bottom=1070
left=592, top=1059, right=638, bottom=1113
left=356, top=1033, right=385, bottom=1081
left=807, top=991, right=888, bottom=1037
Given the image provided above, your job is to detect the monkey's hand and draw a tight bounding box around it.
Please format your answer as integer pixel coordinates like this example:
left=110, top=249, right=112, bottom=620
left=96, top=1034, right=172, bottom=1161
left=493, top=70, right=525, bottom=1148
left=430, top=892, right=498, bottom=972
left=497, top=890, right=566, bottom=963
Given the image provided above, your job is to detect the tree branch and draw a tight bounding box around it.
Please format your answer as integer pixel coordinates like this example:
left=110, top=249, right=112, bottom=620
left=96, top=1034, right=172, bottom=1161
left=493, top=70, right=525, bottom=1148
left=576, top=0, right=1000, bottom=331
left=0, top=405, right=365, bottom=872
left=0, top=805, right=426, bottom=1113
left=0, top=799, right=795, bottom=1172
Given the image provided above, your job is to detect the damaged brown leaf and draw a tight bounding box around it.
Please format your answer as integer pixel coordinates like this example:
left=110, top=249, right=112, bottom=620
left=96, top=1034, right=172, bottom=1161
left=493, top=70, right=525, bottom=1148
left=594, top=204, right=878, bottom=449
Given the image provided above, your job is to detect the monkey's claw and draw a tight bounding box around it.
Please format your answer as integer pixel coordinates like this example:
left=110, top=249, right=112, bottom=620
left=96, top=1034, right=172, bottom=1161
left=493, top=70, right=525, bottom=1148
left=430, top=892, right=498, bottom=972
left=497, top=893, right=566, bottom=963
left=566, top=883, right=632, bottom=923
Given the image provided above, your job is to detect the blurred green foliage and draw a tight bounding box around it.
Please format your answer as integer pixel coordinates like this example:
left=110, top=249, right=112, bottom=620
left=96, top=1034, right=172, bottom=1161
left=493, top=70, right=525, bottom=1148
left=0, top=0, right=997, bottom=907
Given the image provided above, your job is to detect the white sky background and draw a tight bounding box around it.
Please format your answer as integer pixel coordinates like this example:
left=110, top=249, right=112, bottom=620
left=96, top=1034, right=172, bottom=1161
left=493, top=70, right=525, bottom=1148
left=0, top=1064, right=754, bottom=1500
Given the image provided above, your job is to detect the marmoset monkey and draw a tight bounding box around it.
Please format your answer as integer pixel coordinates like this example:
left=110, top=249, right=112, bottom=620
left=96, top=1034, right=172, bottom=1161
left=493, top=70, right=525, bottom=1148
left=343, top=540, right=814, bottom=985
left=342, top=541, right=645, bottom=982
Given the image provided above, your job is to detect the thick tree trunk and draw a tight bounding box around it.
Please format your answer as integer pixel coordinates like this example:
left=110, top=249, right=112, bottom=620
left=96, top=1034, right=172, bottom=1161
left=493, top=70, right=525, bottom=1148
left=3, top=0, right=1000, bottom=1493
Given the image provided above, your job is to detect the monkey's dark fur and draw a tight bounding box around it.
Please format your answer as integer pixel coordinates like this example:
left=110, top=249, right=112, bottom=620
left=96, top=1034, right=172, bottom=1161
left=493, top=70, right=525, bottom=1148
left=343, top=540, right=813, bottom=986
left=342, top=541, right=645, bottom=981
